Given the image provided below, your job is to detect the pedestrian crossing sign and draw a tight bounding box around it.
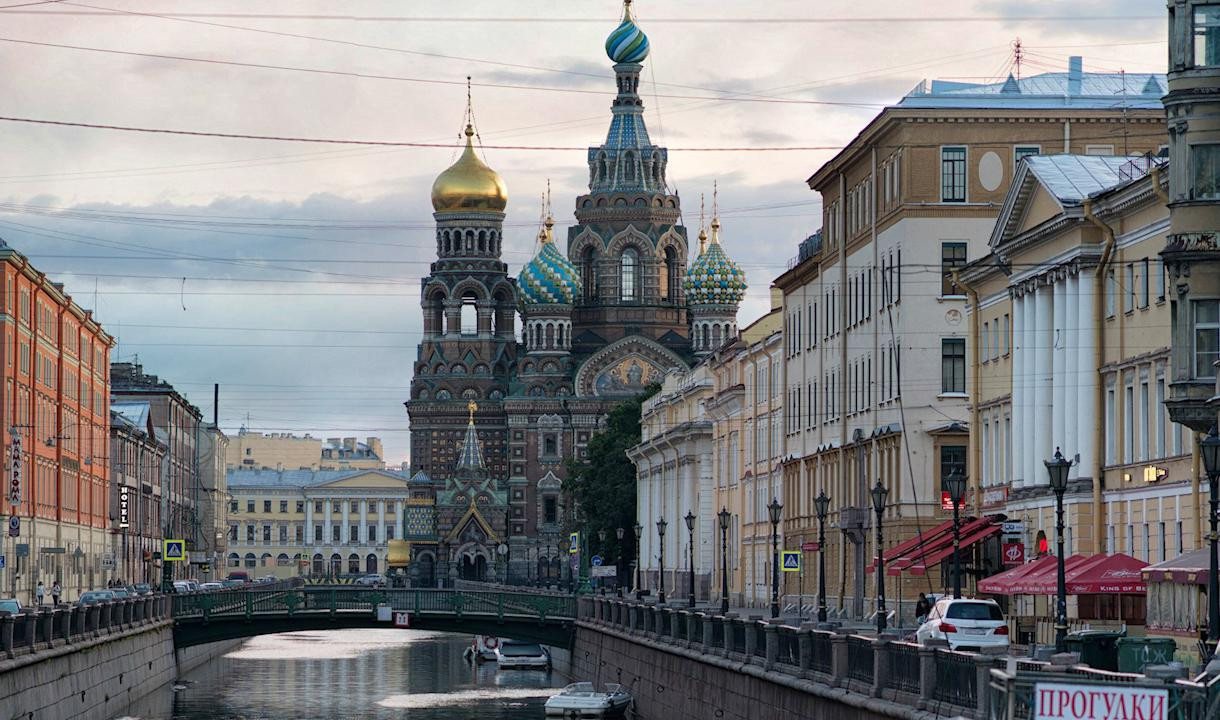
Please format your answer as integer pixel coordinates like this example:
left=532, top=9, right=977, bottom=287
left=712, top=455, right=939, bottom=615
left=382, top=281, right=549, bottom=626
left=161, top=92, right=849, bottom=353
left=164, top=539, right=186, bottom=562
left=781, top=551, right=801, bottom=572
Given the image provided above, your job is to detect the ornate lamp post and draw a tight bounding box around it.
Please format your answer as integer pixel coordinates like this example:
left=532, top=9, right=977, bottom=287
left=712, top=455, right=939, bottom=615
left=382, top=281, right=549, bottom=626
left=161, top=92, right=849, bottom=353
left=814, top=490, right=831, bottom=624
left=656, top=517, right=668, bottom=604
left=717, top=507, right=731, bottom=614
left=616, top=527, right=625, bottom=597
left=684, top=511, right=697, bottom=607
left=943, top=467, right=968, bottom=599
left=768, top=498, right=783, bottom=619
left=1200, top=429, right=1220, bottom=661
left=632, top=523, right=642, bottom=599
left=1045, top=447, right=1072, bottom=654
left=871, top=479, right=889, bottom=634
left=558, top=538, right=571, bottom=594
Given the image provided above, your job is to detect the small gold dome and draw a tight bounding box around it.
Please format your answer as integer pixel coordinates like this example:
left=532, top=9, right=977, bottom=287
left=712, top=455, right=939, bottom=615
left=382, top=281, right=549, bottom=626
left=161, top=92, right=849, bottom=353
left=431, top=125, right=508, bottom=213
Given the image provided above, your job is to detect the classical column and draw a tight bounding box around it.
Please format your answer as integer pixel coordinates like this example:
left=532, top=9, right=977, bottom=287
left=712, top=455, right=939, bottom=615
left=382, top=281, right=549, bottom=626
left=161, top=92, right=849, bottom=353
left=340, top=501, right=350, bottom=544
left=359, top=500, right=369, bottom=545
left=377, top=500, right=385, bottom=545
left=1012, top=293, right=1026, bottom=487
left=1035, top=282, right=1053, bottom=485
left=1064, top=273, right=1080, bottom=478
left=394, top=500, right=404, bottom=541
left=698, top=451, right=713, bottom=579
left=323, top=499, right=332, bottom=548
left=1052, top=276, right=1067, bottom=465
left=305, top=499, right=314, bottom=555
left=1077, top=273, right=1098, bottom=476
left=1023, top=288, right=1038, bottom=487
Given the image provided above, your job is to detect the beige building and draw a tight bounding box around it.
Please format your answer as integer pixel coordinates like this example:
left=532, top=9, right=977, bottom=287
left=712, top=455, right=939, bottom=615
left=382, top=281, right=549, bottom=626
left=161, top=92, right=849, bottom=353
left=196, top=423, right=228, bottom=581
left=227, top=429, right=384, bottom=472
left=705, top=297, right=783, bottom=609
left=629, top=364, right=715, bottom=602
left=225, top=468, right=412, bottom=578
left=780, top=59, right=1168, bottom=618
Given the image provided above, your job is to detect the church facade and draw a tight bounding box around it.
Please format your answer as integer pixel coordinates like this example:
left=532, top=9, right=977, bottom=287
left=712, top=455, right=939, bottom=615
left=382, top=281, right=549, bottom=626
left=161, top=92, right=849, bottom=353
left=405, top=1, right=746, bottom=585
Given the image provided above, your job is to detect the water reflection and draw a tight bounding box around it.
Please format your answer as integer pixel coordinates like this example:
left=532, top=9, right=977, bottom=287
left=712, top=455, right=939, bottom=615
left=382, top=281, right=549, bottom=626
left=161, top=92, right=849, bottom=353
left=117, top=630, right=566, bottom=719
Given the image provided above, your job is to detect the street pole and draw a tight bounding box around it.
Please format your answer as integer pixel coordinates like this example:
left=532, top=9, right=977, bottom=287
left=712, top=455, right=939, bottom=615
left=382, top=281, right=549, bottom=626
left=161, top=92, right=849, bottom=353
left=872, top=480, right=888, bottom=635
left=718, top=508, right=730, bottom=615
left=685, top=511, right=696, bottom=607
left=1200, top=429, right=1220, bottom=661
left=656, top=517, right=667, bottom=605
left=815, top=490, right=830, bottom=624
left=768, top=498, right=782, bottom=619
left=632, top=523, right=642, bottom=599
left=952, top=496, right=963, bottom=599
left=1045, top=448, right=1072, bottom=654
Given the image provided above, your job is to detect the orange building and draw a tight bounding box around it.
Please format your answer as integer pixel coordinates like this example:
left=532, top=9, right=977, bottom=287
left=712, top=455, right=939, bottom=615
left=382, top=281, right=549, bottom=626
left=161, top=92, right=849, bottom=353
left=0, top=240, right=114, bottom=603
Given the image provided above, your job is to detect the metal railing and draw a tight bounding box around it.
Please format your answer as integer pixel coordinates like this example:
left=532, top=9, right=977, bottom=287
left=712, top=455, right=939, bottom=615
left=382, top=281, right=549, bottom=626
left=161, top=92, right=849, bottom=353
left=847, top=634, right=875, bottom=684
left=810, top=630, right=833, bottom=674
left=933, top=649, right=977, bottom=708
left=0, top=595, right=172, bottom=660
left=886, top=641, right=922, bottom=695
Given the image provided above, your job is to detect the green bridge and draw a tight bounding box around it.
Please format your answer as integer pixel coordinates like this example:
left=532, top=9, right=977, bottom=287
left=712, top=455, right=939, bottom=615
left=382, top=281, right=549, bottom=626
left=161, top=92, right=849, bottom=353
left=171, top=586, right=576, bottom=648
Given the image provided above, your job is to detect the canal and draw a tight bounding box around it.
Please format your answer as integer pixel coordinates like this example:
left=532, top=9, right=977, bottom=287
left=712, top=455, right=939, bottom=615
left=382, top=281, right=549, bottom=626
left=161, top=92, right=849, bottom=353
left=115, top=630, right=569, bottom=719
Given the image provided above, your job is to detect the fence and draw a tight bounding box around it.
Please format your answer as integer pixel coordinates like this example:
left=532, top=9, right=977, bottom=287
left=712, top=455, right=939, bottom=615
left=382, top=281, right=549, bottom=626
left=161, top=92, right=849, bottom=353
left=0, top=595, right=172, bottom=660
left=988, top=667, right=1219, bottom=720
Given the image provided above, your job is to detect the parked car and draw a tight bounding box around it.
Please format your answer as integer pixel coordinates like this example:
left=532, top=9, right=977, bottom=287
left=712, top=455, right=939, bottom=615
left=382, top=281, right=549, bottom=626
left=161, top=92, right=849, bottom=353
left=494, top=640, right=551, bottom=670
left=78, top=590, right=116, bottom=605
left=110, top=588, right=130, bottom=599
left=915, top=598, right=1009, bottom=652
left=171, top=581, right=193, bottom=594
left=221, top=579, right=246, bottom=588
left=354, top=574, right=385, bottom=587
left=131, top=583, right=153, bottom=596
left=255, top=576, right=277, bottom=584
left=199, top=582, right=224, bottom=591
left=226, top=571, right=250, bottom=583
left=0, top=598, right=21, bottom=614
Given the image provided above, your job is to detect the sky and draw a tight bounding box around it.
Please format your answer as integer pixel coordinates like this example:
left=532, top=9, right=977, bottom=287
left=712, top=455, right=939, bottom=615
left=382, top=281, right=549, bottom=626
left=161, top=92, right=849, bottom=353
left=0, top=0, right=1168, bottom=466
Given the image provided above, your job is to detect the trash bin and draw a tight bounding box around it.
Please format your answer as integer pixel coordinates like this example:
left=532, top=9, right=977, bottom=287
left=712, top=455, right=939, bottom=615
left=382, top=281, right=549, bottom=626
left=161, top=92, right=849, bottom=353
left=1064, top=630, right=1126, bottom=671
left=1116, top=637, right=1178, bottom=673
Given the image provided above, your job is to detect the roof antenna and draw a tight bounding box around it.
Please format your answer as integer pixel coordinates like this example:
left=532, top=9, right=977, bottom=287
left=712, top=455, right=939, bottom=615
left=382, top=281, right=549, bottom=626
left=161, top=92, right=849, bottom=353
left=1013, top=38, right=1023, bottom=81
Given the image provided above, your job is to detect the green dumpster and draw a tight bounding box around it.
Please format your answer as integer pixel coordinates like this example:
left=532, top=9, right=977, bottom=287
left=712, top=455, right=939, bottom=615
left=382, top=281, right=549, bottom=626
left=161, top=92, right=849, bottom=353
left=1116, top=637, right=1178, bottom=673
left=1064, top=630, right=1126, bottom=671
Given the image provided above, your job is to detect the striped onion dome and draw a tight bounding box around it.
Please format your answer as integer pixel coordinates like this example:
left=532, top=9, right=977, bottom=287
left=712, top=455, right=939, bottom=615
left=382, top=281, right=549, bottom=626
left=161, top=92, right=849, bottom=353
left=683, top=218, right=747, bottom=306
left=517, top=218, right=582, bottom=305
left=605, top=1, right=650, bottom=64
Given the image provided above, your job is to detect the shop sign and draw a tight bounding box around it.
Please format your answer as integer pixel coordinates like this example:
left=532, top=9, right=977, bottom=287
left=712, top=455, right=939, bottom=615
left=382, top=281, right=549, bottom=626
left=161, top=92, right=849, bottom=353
left=119, top=485, right=130, bottom=529
left=8, top=434, right=20, bottom=506
left=982, top=485, right=1009, bottom=508
left=1002, top=542, right=1025, bottom=566
left=1034, top=682, right=1167, bottom=720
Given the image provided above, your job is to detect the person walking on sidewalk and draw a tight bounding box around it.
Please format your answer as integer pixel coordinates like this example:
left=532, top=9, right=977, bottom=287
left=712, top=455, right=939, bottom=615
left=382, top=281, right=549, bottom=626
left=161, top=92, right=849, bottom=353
left=35, top=581, right=45, bottom=607
left=51, top=581, right=61, bottom=605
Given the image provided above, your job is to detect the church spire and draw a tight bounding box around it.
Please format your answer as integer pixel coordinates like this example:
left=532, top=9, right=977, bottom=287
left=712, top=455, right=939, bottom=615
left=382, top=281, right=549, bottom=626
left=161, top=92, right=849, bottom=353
left=456, top=401, right=485, bottom=471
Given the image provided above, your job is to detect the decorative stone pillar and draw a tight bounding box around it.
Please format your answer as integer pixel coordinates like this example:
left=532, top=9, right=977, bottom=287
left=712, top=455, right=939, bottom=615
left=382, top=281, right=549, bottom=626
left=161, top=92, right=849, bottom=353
left=797, top=622, right=813, bottom=676
left=700, top=612, right=713, bottom=651
left=59, top=606, right=72, bottom=642
left=743, top=617, right=759, bottom=658
left=918, top=646, right=938, bottom=710
left=0, top=614, right=14, bottom=658
left=830, top=632, right=851, bottom=688
left=871, top=636, right=889, bottom=698
left=764, top=623, right=778, bottom=670
left=722, top=613, right=738, bottom=657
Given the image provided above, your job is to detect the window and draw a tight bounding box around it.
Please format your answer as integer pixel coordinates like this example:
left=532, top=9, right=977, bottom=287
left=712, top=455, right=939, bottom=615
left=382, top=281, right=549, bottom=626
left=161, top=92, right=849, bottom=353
left=314, top=525, right=322, bottom=542
left=279, top=525, right=287, bottom=542
left=1192, top=144, right=1220, bottom=199
left=941, top=338, right=966, bottom=394
left=262, top=525, right=271, bottom=543
left=279, top=500, right=288, bottom=513
left=581, top=247, right=598, bottom=301
left=296, top=526, right=304, bottom=543
left=247, top=501, right=255, bottom=514
left=1014, top=145, right=1041, bottom=164
left=1002, top=314, right=1010, bottom=355
left=246, top=525, right=255, bottom=542
left=245, top=448, right=252, bottom=456
left=1140, top=379, right=1150, bottom=462
left=1085, top=144, right=1114, bottom=156
left=332, top=525, right=340, bottom=542
left=386, top=526, right=395, bottom=541
left=1195, top=5, right=1220, bottom=67
left=1106, top=269, right=1117, bottom=317
left=1195, top=300, right=1220, bottom=378
left=386, top=501, right=395, bottom=514
left=263, top=500, right=271, bottom=513
left=1156, top=259, right=1166, bottom=302
left=229, top=500, right=238, bottom=513
left=1156, top=371, right=1167, bottom=458
left=349, top=525, right=359, bottom=542
left=620, top=247, right=638, bottom=301
left=1141, top=258, right=1150, bottom=308
left=981, top=322, right=990, bottom=362
left=1106, top=387, right=1117, bottom=464
left=543, top=496, right=558, bottom=524
left=296, top=501, right=304, bottom=513
left=940, top=444, right=967, bottom=491
left=1124, top=380, right=1134, bottom=464
left=941, top=147, right=967, bottom=202
left=333, top=502, right=340, bottom=513
left=1126, top=263, right=1136, bottom=313
left=368, top=525, right=377, bottom=542
left=941, top=242, right=967, bottom=295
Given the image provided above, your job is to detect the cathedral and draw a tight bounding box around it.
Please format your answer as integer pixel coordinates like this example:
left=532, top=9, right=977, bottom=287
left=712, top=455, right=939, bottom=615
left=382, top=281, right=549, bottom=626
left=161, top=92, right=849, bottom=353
left=404, top=0, right=747, bottom=586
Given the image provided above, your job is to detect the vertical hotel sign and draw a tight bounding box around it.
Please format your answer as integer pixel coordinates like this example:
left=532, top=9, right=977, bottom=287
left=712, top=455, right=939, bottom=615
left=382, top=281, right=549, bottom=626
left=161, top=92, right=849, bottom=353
left=8, top=432, right=21, bottom=506
left=118, top=485, right=130, bottom=529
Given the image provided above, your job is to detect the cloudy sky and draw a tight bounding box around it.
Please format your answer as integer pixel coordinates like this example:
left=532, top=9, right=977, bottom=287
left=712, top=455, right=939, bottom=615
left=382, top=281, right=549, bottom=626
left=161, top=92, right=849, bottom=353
left=1, top=0, right=1166, bottom=466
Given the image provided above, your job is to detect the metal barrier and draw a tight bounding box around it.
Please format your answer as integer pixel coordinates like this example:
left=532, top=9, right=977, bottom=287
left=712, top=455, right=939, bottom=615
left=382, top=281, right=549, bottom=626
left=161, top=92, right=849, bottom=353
left=933, top=649, right=977, bottom=708
left=0, top=596, right=171, bottom=660
left=810, top=630, right=833, bottom=674
left=886, top=641, right=922, bottom=694
left=846, top=635, right=874, bottom=684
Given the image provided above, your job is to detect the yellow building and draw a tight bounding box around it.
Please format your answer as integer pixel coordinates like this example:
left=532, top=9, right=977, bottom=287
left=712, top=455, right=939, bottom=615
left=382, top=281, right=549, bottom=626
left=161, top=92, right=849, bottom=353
left=225, top=468, right=415, bottom=578
left=227, top=429, right=385, bottom=472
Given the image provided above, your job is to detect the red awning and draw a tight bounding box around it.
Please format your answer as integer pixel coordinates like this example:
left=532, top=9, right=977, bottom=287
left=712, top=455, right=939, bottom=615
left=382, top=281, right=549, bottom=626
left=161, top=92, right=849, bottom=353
left=871, top=515, right=1003, bottom=577
left=890, top=521, right=1003, bottom=576
left=1011, top=555, right=1089, bottom=594
left=1142, top=547, right=1211, bottom=585
left=1024, top=553, right=1147, bottom=595
left=977, top=554, right=1060, bottom=595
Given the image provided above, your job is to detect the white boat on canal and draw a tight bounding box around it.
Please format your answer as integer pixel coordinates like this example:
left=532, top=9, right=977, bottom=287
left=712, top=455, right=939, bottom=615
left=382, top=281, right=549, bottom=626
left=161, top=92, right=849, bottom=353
left=543, top=682, right=632, bottom=718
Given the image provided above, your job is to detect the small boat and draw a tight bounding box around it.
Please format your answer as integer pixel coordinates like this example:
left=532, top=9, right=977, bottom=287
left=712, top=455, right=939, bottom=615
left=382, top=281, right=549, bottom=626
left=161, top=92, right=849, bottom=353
left=462, top=635, right=500, bottom=663
left=494, top=640, right=551, bottom=670
left=544, top=682, right=632, bottom=718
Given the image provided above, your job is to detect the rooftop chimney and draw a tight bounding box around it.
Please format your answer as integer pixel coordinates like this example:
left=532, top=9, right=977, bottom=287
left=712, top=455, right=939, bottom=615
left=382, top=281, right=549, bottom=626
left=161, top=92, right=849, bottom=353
left=1068, top=56, right=1082, bottom=96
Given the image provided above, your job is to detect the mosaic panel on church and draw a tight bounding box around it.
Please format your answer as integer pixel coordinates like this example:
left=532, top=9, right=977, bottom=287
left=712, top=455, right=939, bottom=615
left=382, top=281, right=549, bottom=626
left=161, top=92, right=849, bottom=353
left=591, top=354, right=667, bottom=396
left=404, top=505, right=435, bottom=539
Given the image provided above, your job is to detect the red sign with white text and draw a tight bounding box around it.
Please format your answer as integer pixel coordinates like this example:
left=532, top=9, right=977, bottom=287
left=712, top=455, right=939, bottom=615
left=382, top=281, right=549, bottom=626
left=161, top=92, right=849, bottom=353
left=1034, top=682, right=1167, bottom=720
left=1002, top=543, right=1025, bottom=566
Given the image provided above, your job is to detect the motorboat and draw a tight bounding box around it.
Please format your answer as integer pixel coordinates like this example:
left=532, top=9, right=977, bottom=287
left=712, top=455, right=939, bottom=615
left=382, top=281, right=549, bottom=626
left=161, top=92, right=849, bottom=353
left=544, top=682, right=632, bottom=718
left=462, top=635, right=500, bottom=663
left=493, top=640, right=551, bottom=670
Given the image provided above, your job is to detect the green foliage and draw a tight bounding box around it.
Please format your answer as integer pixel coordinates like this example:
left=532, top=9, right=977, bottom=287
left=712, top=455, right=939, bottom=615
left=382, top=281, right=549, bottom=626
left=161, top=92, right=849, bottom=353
left=565, top=384, right=659, bottom=563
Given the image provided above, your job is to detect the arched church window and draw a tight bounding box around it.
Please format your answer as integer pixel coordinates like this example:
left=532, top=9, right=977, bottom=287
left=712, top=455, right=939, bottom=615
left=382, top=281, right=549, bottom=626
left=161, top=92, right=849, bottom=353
left=623, top=152, right=635, bottom=183
left=543, top=435, right=557, bottom=456
left=663, top=246, right=679, bottom=302
left=597, top=154, right=608, bottom=184
left=621, top=247, right=638, bottom=301
left=582, top=247, right=598, bottom=301
left=460, top=293, right=478, bottom=335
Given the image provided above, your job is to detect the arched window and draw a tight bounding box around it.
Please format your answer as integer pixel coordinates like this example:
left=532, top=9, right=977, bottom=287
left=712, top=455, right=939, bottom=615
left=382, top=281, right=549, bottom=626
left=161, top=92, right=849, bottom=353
left=244, top=552, right=256, bottom=569
left=312, top=553, right=324, bottom=575
left=366, top=554, right=378, bottom=574
left=347, top=553, right=361, bottom=574
left=460, top=293, right=478, bottom=335
left=544, top=436, right=557, bottom=455
left=329, top=553, right=342, bottom=576
left=228, top=553, right=240, bottom=568
left=581, top=247, right=598, bottom=301
left=621, top=247, right=638, bottom=301
left=623, top=152, right=635, bottom=184
left=663, top=246, right=679, bottom=302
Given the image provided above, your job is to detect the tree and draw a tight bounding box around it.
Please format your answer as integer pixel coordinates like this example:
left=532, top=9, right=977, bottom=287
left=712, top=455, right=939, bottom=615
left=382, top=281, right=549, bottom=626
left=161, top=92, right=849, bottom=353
left=565, top=384, right=658, bottom=571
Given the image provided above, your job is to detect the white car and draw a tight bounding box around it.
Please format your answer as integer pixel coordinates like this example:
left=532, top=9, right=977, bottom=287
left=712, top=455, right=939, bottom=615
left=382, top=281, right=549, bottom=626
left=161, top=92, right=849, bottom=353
left=494, top=640, right=551, bottom=670
left=199, top=582, right=224, bottom=591
left=915, top=598, right=1009, bottom=652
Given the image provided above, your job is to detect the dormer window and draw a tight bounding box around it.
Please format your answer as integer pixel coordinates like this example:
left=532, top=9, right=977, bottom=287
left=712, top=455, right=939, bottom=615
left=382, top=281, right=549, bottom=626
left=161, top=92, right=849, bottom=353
left=1195, top=5, right=1220, bottom=67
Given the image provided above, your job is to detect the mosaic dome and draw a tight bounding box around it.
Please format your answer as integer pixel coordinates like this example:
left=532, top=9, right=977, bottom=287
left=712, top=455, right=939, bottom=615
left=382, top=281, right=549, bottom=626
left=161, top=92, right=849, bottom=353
left=517, top=221, right=582, bottom=305
left=683, top=221, right=747, bottom=305
left=605, top=1, right=650, bottom=64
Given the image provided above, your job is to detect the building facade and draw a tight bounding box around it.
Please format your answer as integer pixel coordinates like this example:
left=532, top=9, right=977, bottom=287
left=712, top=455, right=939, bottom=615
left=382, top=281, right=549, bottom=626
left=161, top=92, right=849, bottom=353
left=226, top=468, right=414, bottom=579
left=226, top=430, right=384, bottom=472
left=780, top=60, right=1168, bottom=616
left=405, top=2, right=744, bottom=583
left=197, top=423, right=228, bottom=581
left=109, top=402, right=167, bottom=587
left=0, top=240, right=114, bottom=604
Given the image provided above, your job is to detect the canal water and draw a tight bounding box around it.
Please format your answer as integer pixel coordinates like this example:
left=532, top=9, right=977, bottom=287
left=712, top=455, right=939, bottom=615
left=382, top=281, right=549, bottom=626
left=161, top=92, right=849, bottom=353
left=116, top=630, right=569, bottom=719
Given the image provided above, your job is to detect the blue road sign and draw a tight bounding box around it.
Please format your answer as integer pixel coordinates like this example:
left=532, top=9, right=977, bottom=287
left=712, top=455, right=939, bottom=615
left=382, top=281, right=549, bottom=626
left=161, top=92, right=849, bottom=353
left=781, top=551, right=801, bottom=572
left=591, top=555, right=603, bottom=567
left=0, top=554, right=5, bottom=569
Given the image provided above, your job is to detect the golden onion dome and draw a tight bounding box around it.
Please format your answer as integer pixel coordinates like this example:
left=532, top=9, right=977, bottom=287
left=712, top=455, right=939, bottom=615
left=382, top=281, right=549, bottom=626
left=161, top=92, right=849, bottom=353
left=431, top=124, right=508, bottom=213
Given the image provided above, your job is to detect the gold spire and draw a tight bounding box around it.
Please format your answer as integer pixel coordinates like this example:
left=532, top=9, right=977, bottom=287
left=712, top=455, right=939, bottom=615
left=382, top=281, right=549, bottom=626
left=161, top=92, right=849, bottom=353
left=697, top=193, right=708, bottom=254
left=623, top=0, right=635, bottom=22
left=430, top=78, right=508, bottom=213
left=543, top=179, right=554, bottom=244
left=710, top=180, right=721, bottom=245
left=467, top=400, right=478, bottom=424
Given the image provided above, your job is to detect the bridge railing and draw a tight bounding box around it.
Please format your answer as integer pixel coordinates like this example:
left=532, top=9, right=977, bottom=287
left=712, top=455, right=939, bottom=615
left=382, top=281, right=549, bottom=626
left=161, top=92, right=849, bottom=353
left=584, top=595, right=1211, bottom=719
left=0, top=595, right=172, bottom=662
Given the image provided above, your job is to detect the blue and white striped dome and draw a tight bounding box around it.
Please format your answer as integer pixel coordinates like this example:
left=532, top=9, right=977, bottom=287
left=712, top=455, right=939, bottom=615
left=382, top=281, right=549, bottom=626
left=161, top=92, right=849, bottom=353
left=517, top=224, right=582, bottom=305
left=605, top=2, right=649, bottom=64
left=684, top=221, right=747, bottom=306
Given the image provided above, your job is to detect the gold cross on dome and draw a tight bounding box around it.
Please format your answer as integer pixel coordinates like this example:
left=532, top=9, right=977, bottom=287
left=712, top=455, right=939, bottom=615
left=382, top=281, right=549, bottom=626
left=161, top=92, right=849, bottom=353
left=467, top=401, right=478, bottom=423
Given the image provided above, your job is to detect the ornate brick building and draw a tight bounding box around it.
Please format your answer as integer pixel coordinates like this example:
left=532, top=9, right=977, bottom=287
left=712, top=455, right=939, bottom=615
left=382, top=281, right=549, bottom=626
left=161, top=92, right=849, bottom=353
left=406, top=1, right=745, bottom=585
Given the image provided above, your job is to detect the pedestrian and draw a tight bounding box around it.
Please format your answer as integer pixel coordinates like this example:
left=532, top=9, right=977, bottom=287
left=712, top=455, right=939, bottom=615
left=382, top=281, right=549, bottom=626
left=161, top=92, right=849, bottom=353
left=51, top=581, right=61, bottom=605
left=915, top=592, right=931, bottom=625
left=35, top=581, right=45, bottom=607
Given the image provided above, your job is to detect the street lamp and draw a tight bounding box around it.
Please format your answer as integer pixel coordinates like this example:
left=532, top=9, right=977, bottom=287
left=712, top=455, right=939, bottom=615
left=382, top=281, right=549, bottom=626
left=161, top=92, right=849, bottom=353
left=943, top=466, right=968, bottom=599
left=684, top=511, right=696, bottom=607
left=717, top=507, right=731, bottom=614
left=1045, top=447, right=1072, bottom=654
left=768, top=498, right=783, bottom=619
left=558, top=538, right=571, bottom=594
left=871, top=479, right=889, bottom=634
left=616, top=527, right=625, bottom=597
left=1200, top=428, right=1220, bottom=660
left=656, top=517, right=668, bottom=604
left=632, top=523, right=642, bottom=599
left=814, top=490, right=831, bottom=624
